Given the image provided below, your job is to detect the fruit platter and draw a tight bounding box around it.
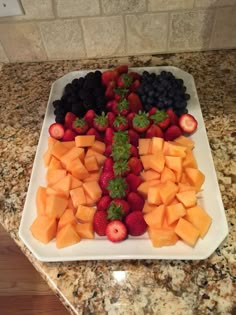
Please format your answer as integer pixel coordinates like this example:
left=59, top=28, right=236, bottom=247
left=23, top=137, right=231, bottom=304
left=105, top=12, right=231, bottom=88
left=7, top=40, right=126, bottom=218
left=19, top=66, right=228, bottom=261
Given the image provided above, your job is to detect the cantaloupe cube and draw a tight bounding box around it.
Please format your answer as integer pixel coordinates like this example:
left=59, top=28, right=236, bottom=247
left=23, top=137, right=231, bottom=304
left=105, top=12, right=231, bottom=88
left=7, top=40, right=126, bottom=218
left=76, top=222, right=94, bottom=239
left=176, top=190, right=197, bottom=208
left=144, top=205, right=166, bottom=229
left=146, top=179, right=161, bottom=187
left=139, top=138, right=152, bottom=155
left=178, top=183, right=196, bottom=193
left=148, top=227, right=178, bottom=247
left=169, top=198, right=179, bottom=205
left=140, top=155, right=152, bottom=170
left=84, top=192, right=96, bottom=207
left=137, top=181, right=150, bottom=198
left=45, top=195, right=68, bottom=219
left=185, top=206, right=212, bottom=238
left=51, top=141, right=69, bottom=159
left=60, top=147, right=85, bottom=169
left=83, top=181, right=102, bottom=203
left=75, top=135, right=95, bottom=147
left=51, top=174, right=71, bottom=198
left=43, top=148, right=52, bottom=167
left=56, top=224, right=81, bottom=248
left=83, top=171, right=101, bottom=183
left=173, top=135, right=194, bottom=150
left=48, top=137, right=57, bottom=148
left=180, top=172, right=190, bottom=185
left=147, top=184, right=163, bottom=205
left=46, top=169, right=67, bottom=186
left=36, top=186, right=47, bottom=216
left=185, top=168, right=205, bottom=192
left=165, top=156, right=183, bottom=181
left=142, top=201, right=157, bottom=213
left=46, top=187, right=65, bottom=198
left=67, top=197, right=77, bottom=214
left=162, top=216, right=178, bottom=230
left=149, top=151, right=165, bottom=173
left=86, top=149, right=106, bottom=167
left=57, top=209, right=77, bottom=231
left=160, top=167, right=176, bottom=183
left=140, top=170, right=160, bottom=181
left=68, top=174, right=82, bottom=189
left=166, top=202, right=186, bottom=225
left=68, top=158, right=89, bottom=180
left=151, top=137, right=164, bottom=153
left=165, top=142, right=187, bottom=157
left=84, top=155, right=99, bottom=172
left=62, top=141, right=75, bottom=149
left=183, top=149, right=197, bottom=169
left=76, top=205, right=96, bottom=223
left=70, top=187, right=87, bottom=208
left=175, top=218, right=200, bottom=246
left=159, top=181, right=178, bottom=205
left=48, top=156, right=63, bottom=170
left=91, top=140, right=106, bottom=154
left=30, top=215, right=57, bottom=244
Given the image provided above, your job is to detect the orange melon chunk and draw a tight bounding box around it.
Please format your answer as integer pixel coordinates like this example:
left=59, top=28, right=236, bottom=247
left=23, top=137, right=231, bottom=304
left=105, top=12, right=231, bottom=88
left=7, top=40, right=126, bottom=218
left=68, top=174, right=82, bottom=189
left=164, top=142, right=187, bottom=157
left=48, top=137, right=57, bottom=148
left=148, top=227, right=178, bottom=247
left=43, top=148, right=52, bottom=167
left=84, top=155, right=99, bottom=172
left=142, top=201, right=157, bottom=214
left=30, top=215, right=57, bottom=244
left=86, top=149, right=106, bottom=167
left=83, top=171, right=101, bottom=183
left=60, top=147, right=85, bottom=169
left=46, top=169, right=67, bottom=186
left=185, top=206, right=212, bottom=238
left=176, top=190, right=197, bottom=208
left=68, top=158, right=89, bottom=180
left=138, top=138, right=152, bottom=155
left=166, top=202, right=186, bottom=225
left=76, top=222, right=94, bottom=239
left=175, top=218, right=200, bottom=246
left=140, top=155, right=152, bottom=170
left=75, top=135, right=95, bottom=147
left=45, top=195, right=68, bottom=219
left=51, top=174, right=71, bottom=198
left=173, top=135, right=194, bottom=150
left=147, top=184, right=162, bottom=205
left=46, top=187, right=65, bottom=198
left=36, top=186, right=47, bottom=216
left=183, top=149, right=198, bottom=169
left=140, top=170, right=160, bottom=181
left=56, top=224, right=81, bottom=248
left=149, top=151, right=165, bottom=173
left=91, top=140, right=106, bottom=154
left=51, top=141, right=69, bottom=159
left=70, top=186, right=87, bottom=208
left=185, top=168, right=205, bottom=192
left=48, top=156, right=63, bottom=170
left=76, top=205, right=96, bottom=223
left=144, top=204, right=166, bottom=229
left=159, top=181, right=178, bottom=205
left=165, top=156, right=182, bottom=181
left=151, top=137, right=164, bottom=153
left=57, top=209, right=77, bottom=231
left=178, top=183, right=196, bottom=193
left=160, top=166, right=176, bottom=183
left=137, top=181, right=150, bottom=198
left=83, top=181, right=102, bottom=203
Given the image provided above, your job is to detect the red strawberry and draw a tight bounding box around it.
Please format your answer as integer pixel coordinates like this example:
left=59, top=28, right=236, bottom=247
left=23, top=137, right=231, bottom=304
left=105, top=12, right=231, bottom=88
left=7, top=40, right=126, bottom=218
left=84, top=109, right=95, bottom=127
left=126, top=173, right=142, bottom=192
left=127, top=93, right=143, bottom=113
left=86, top=127, right=103, bottom=141
left=125, top=211, right=147, bottom=236
left=117, top=73, right=133, bottom=88
left=132, top=111, right=150, bottom=133
left=62, top=129, right=76, bottom=141
left=179, top=114, right=198, bottom=134
left=130, top=145, right=138, bottom=158
left=113, top=159, right=130, bottom=177
left=106, top=220, right=127, bottom=242
left=107, top=111, right=116, bottom=127
left=128, top=129, right=140, bottom=147
left=93, top=112, right=108, bottom=132
left=115, top=65, right=128, bottom=74
left=103, top=157, right=114, bottom=172
left=146, top=124, right=164, bottom=138
left=105, top=85, right=115, bottom=99
left=112, top=99, right=129, bottom=116
left=104, top=127, right=114, bottom=145
left=150, top=110, right=170, bottom=130
left=102, top=70, right=119, bottom=86
left=130, top=80, right=140, bottom=93
left=127, top=192, right=145, bottom=212
left=64, top=112, right=76, bottom=129
left=96, top=195, right=111, bottom=212
left=72, top=118, right=88, bottom=135
left=93, top=210, right=109, bottom=236
left=107, top=199, right=130, bottom=220
left=164, top=125, right=182, bottom=141
left=113, top=115, right=128, bottom=131
left=128, top=157, right=143, bottom=175
left=106, top=177, right=129, bottom=199
left=99, top=171, right=115, bottom=195
left=104, top=144, right=112, bottom=157
left=127, top=112, right=135, bottom=128
left=48, top=123, right=64, bottom=140
left=129, top=71, right=141, bottom=81
left=148, top=107, right=157, bottom=117
left=106, top=100, right=116, bottom=111
left=166, top=109, right=179, bottom=126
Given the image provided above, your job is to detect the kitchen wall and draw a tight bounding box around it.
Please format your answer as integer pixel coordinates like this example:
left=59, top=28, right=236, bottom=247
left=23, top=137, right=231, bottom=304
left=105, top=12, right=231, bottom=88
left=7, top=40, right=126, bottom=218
left=0, top=0, right=235, bottom=63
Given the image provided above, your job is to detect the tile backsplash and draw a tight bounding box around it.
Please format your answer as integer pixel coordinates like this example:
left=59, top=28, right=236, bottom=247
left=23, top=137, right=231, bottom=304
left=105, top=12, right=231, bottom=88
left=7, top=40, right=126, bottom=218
left=0, top=0, right=235, bottom=62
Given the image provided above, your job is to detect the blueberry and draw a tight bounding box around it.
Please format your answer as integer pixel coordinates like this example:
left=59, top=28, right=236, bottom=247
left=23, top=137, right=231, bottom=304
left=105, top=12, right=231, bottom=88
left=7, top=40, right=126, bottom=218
left=184, top=93, right=190, bottom=100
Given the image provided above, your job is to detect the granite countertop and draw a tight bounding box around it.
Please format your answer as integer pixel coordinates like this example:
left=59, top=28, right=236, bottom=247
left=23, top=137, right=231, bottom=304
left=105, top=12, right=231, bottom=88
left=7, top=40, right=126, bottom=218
left=0, top=50, right=236, bottom=315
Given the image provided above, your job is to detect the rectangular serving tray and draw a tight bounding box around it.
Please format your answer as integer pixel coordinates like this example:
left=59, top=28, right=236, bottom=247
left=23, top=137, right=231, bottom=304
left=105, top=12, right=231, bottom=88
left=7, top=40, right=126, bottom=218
left=19, top=66, right=228, bottom=261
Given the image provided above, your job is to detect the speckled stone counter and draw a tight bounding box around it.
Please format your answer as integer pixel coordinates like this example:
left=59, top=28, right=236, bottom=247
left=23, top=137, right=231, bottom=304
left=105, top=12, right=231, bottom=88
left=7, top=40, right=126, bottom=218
left=0, top=51, right=236, bottom=315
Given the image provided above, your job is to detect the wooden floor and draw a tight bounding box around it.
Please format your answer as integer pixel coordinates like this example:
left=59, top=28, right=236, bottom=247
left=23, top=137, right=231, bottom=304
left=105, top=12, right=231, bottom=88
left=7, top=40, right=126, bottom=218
left=0, top=224, right=69, bottom=315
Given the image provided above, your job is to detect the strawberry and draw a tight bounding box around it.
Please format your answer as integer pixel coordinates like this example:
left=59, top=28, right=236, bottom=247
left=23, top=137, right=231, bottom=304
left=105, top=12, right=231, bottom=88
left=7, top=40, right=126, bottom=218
left=72, top=118, right=88, bottom=135
left=164, top=125, right=182, bottom=141
left=84, top=109, right=95, bottom=128
left=113, top=87, right=129, bottom=100
left=145, top=124, right=164, bottom=138
left=62, top=129, right=76, bottom=141
left=179, top=114, right=198, bottom=134
left=104, top=144, right=112, bottom=157
left=106, top=100, right=116, bottom=111
left=127, top=112, right=135, bottom=128
left=104, top=127, right=114, bottom=145
left=126, top=173, right=142, bottom=192
left=106, top=220, right=127, bottom=242
left=128, top=157, right=143, bottom=175
left=103, top=157, right=114, bottom=172
left=48, top=123, right=65, bottom=140
left=130, top=79, right=140, bottom=93
left=127, top=93, right=143, bottom=113
left=107, top=177, right=129, bottom=199
left=125, top=211, right=147, bottom=236
left=93, top=210, right=109, bottom=236
left=105, top=85, right=115, bottom=99
left=64, top=112, right=76, bottom=129
left=113, top=115, right=128, bottom=131
left=117, top=73, right=133, bottom=88
left=148, top=107, right=157, bottom=117
left=99, top=171, right=115, bottom=195
left=166, top=109, right=179, bottom=126
left=130, top=145, right=138, bottom=158
left=150, top=110, right=170, bottom=130
left=129, top=71, right=141, bottom=81
left=113, top=130, right=129, bottom=145
left=113, top=160, right=130, bottom=177
left=115, top=65, right=128, bottom=74
left=93, top=112, right=108, bottom=132
left=107, top=111, right=116, bottom=127
left=112, top=142, right=131, bottom=161
left=127, top=192, right=145, bottom=212
left=102, top=70, right=119, bottom=86
left=112, top=99, right=129, bottom=116
left=86, top=128, right=103, bottom=141
left=107, top=199, right=130, bottom=220
left=132, top=111, right=150, bottom=133
left=128, top=129, right=140, bottom=147
left=96, top=195, right=111, bottom=212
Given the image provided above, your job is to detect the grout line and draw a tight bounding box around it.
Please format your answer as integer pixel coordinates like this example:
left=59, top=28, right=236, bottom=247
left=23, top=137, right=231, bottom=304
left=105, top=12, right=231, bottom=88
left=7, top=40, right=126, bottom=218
left=208, top=7, right=218, bottom=50
left=98, top=0, right=104, bottom=16
left=37, top=22, right=49, bottom=61
left=123, top=14, right=128, bottom=56
left=51, top=0, right=58, bottom=18
left=166, top=12, right=171, bottom=53
left=78, top=18, right=88, bottom=58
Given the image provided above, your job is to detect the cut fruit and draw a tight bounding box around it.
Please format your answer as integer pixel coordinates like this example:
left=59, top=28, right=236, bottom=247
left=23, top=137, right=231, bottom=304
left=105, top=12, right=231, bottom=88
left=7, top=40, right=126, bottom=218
left=185, top=206, right=212, bottom=238
left=183, top=149, right=198, bottom=169
left=30, top=215, right=57, bottom=244
left=82, top=181, right=102, bottom=203
left=60, top=147, right=85, bottom=169
left=144, top=204, right=166, bottom=229
left=91, top=140, right=106, bottom=154
left=56, top=224, right=81, bottom=249
left=149, top=151, right=165, bottom=173
left=159, top=181, right=178, bottom=205
left=36, top=186, right=47, bottom=216
left=51, top=141, right=69, bottom=159
left=46, top=169, right=67, bottom=186
left=176, top=190, right=197, bottom=208
left=51, top=174, right=71, bottom=198
left=67, top=158, right=89, bottom=180
left=75, top=135, right=95, bottom=147
left=76, top=205, right=96, bottom=223
left=165, top=156, right=182, bottom=181
left=147, top=184, right=163, bottom=205
left=151, top=137, right=164, bottom=153
left=138, top=138, right=152, bottom=155
left=142, top=201, right=157, bottom=214
left=84, top=155, right=99, bottom=172
left=45, top=195, right=68, bottom=219
left=148, top=227, right=178, bottom=247
left=86, top=149, right=106, bottom=167
left=48, top=123, right=64, bottom=140
left=185, top=168, right=205, bottom=192
left=68, top=174, right=82, bottom=189
left=140, top=170, right=160, bottom=181
left=70, top=187, right=87, bottom=208
left=166, top=202, right=186, bottom=225
left=160, top=167, right=176, bottom=184
left=76, top=222, right=94, bottom=239
left=57, top=209, right=77, bottom=231
left=179, top=114, right=198, bottom=134
left=175, top=218, right=200, bottom=246
left=173, top=135, right=194, bottom=150
left=48, top=156, right=63, bottom=170
left=83, top=171, right=101, bottom=183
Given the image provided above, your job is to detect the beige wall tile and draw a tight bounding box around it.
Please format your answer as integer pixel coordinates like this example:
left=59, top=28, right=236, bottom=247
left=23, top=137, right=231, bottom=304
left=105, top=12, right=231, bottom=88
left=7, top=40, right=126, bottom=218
left=82, top=16, right=125, bottom=58
left=169, top=10, right=214, bottom=51
left=148, top=0, right=194, bottom=11
left=126, top=14, right=168, bottom=54
left=56, top=0, right=100, bottom=17
left=21, top=0, right=54, bottom=19
left=40, top=20, right=85, bottom=59
left=210, top=7, right=236, bottom=49
left=194, top=0, right=236, bottom=8
left=101, top=0, right=146, bottom=15
left=0, top=42, right=9, bottom=62
left=0, top=23, right=47, bottom=62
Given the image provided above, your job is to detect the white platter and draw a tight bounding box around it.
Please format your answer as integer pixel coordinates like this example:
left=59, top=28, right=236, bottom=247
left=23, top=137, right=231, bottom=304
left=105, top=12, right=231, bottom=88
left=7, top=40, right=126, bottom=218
left=19, top=66, right=228, bottom=261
